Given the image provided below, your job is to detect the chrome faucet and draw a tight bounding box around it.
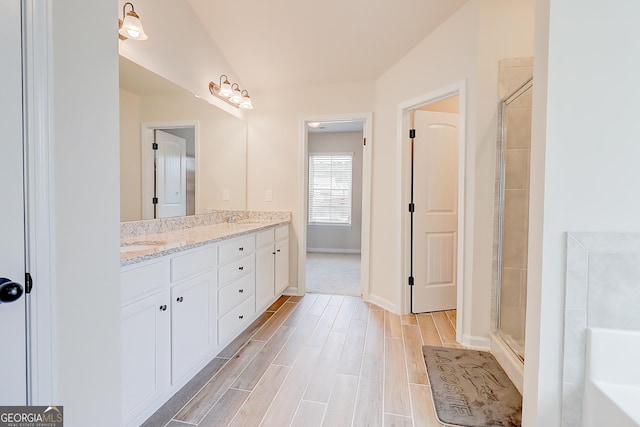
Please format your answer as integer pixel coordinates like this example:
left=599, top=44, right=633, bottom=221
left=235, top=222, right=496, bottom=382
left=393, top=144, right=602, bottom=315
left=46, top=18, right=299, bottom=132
left=226, top=214, right=243, bottom=223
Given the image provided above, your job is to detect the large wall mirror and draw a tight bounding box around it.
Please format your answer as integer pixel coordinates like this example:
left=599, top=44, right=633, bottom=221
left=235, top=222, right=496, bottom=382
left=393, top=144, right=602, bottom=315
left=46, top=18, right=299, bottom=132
left=119, top=56, right=247, bottom=221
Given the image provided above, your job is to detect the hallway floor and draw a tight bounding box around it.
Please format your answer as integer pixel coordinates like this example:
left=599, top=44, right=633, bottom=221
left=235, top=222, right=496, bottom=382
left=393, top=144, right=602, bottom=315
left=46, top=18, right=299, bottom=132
left=143, top=294, right=459, bottom=427
left=306, top=252, right=361, bottom=296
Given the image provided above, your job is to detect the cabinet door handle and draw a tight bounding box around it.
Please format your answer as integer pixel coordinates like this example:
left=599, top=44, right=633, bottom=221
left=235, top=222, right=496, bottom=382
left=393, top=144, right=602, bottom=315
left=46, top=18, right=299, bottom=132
left=239, top=247, right=244, bottom=251
left=239, top=266, right=244, bottom=271
left=159, top=305, right=167, bottom=311
left=177, top=296, right=184, bottom=303
left=238, top=289, right=244, bottom=293
left=239, top=315, right=244, bottom=319
left=277, top=249, right=281, bottom=253
left=272, top=252, right=276, bottom=255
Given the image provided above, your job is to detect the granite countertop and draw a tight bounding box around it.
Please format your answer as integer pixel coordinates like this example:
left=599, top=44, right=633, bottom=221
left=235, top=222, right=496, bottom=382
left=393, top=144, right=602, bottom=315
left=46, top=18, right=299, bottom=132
left=120, top=219, right=289, bottom=267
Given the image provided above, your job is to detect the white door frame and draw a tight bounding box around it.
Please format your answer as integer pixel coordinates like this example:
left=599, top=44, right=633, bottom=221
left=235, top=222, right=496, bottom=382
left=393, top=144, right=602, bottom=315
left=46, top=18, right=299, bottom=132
left=397, top=81, right=466, bottom=344
left=22, top=0, right=56, bottom=404
left=141, top=121, right=199, bottom=220
left=298, top=113, right=373, bottom=300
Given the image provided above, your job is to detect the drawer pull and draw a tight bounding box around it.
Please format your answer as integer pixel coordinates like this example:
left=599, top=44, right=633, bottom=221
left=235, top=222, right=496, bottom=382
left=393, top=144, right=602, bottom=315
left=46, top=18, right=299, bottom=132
left=239, top=266, right=244, bottom=271
left=159, top=305, right=167, bottom=311
left=176, top=296, right=184, bottom=303
left=239, top=289, right=244, bottom=293
left=239, top=247, right=244, bottom=252
left=239, top=315, right=244, bottom=319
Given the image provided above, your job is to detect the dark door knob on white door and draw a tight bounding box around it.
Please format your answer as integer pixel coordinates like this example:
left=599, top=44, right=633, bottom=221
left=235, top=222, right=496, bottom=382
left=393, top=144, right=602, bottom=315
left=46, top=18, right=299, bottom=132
left=0, top=278, right=23, bottom=304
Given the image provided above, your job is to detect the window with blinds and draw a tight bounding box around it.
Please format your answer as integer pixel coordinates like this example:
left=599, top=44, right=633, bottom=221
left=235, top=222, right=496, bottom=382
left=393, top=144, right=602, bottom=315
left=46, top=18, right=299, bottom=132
left=308, top=152, right=353, bottom=225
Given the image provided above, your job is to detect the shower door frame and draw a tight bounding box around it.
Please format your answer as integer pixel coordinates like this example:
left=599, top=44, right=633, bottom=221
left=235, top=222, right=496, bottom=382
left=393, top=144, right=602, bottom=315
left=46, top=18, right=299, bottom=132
left=496, top=76, right=533, bottom=362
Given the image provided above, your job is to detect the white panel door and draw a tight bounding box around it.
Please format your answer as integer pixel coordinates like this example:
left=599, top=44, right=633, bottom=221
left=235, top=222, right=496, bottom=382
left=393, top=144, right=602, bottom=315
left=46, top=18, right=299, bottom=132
left=412, top=111, right=459, bottom=313
left=156, top=130, right=186, bottom=218
left=0, top=0, right=28, bottom=405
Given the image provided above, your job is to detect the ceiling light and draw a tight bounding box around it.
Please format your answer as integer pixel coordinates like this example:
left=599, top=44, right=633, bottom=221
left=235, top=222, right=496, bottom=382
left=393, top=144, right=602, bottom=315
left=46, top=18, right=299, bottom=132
left=208, top=77, right=254, bottom=110
left=240, top=90, right=253, bottom=110
left=118, top=2, right=148, bottom=41
left=308, top=122, right=322, bottom=128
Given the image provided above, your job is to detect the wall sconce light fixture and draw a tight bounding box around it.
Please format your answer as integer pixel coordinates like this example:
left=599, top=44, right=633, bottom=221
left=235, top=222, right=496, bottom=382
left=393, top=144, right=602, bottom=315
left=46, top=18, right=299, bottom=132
left=209, top=75, right=254, bottom=110
left=118, top=2, right=148, bottom=41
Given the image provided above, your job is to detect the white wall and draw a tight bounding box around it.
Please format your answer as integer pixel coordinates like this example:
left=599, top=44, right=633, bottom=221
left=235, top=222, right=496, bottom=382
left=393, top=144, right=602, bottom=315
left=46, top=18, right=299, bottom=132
left=120, top=89, right=142, bottom=221
left=525, top=1, right=640, bottom=425
left=246, top=81, right=375, bottom=290
left=117, top=0, right=244, bottom=118
left=307, top=131, right=363, bottom=253
left=51, top=0, right=121, bottom=425
left=372, top=0, right=535, bottom=326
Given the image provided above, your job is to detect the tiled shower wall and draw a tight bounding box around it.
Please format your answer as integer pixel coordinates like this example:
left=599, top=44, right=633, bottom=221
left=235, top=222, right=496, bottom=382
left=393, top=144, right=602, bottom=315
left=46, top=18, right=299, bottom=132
left=491, top=57, right=533, bottom=345
left=562, top=232, right=640, bottom=426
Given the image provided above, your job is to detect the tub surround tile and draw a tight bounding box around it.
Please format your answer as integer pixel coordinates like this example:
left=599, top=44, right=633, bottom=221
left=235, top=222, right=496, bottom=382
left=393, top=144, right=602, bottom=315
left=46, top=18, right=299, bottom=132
left=562, top=232, right=640, bottom=427
left=588, top=252, right=640, bottom=330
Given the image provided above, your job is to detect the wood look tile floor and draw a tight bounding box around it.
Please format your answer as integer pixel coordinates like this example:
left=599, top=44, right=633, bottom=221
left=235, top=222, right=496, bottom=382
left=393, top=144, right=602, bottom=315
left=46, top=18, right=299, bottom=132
left=143, top=295, right=460, bottom=427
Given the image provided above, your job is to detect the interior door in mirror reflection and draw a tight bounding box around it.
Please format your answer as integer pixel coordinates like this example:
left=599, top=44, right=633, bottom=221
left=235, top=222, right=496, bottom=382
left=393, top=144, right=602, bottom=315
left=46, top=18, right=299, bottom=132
left=155, top=130, right=187, bottom=218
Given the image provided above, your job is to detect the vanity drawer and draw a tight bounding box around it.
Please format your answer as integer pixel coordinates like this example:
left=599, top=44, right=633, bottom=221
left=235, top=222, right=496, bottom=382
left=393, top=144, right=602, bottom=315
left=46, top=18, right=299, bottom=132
left=218, top=254, right=255, bottom=286
left=275, top=224, right=289, bottom=241
left=219, top=235, right=255, bottom=264
left=256, top=229, right=274, bottom=248
left=121, top=260, right=168, bottom=304
left=218, top=272, right=255, bottom=317
left=218, top=295, right=255, bottom=344
left=171, top=245, right=216, bottom=283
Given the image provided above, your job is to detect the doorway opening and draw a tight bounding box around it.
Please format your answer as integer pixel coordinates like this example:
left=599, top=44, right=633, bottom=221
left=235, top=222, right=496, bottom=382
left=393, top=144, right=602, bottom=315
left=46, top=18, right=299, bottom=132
left=141, top=122, right=197, bottom=219
left=299, top=114, right=372, bottom=298
left=400, top=82, right=466, bottom=343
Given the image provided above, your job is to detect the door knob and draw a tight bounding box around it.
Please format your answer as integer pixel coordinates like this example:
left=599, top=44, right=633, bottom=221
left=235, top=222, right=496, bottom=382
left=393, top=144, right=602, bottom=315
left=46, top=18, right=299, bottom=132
left=0, top=278, right=24, bottom=304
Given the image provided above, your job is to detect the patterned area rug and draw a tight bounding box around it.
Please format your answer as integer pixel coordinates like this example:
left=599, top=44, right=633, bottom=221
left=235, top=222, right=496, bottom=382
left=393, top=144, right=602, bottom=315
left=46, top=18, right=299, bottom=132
left=423, top=346, right=522, bottom=427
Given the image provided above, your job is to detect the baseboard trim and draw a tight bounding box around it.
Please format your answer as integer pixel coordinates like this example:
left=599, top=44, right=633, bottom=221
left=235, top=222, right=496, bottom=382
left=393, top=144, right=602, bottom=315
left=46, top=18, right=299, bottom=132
left=307, top=248, right=362, bottom=254
left=367, top=294, right=397, bottom=313
left=489, top=333, right=524, bottom=394
left=462, top=334, right=491, bottom=350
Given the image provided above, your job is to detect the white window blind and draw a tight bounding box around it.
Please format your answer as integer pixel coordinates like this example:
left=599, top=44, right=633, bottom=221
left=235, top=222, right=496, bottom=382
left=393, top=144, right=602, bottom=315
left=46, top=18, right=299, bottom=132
left=308, top=152, right=353, bottom=225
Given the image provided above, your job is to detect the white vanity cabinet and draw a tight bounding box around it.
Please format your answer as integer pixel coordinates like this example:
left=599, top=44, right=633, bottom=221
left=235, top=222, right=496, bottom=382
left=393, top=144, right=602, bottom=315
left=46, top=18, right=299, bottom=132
left=217, top=236, right=256, bottom=344
left=120, top=222, right=290, bottom=427
left=121, top=260, right=171, bottom=427
left=169, top=246, right=217, bottom=384
left=275, top=225, right=290, bottom=295
left=256, top=224, right=289, bottom=312
left=121, top=245, right=217, bottom=427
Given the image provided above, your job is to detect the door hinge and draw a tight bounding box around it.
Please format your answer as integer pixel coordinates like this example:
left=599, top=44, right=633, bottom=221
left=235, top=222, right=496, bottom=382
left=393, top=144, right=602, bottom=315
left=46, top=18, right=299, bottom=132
left=152, top=197, right=158, bottom=205
left=408, top=276, right=414, bottom=286
left=408, top=203, right=415, bottom=212
left=25, top=272, right=33, bottom=294
left=152, top=142, right=158, bottom=150
left=409, top=129, right=416, bottom=139
left=363, top=137, right=367, bottom=146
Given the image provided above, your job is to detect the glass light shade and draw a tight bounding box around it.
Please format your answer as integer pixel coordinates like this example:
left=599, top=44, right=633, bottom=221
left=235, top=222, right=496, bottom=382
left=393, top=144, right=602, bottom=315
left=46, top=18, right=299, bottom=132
left=119, top=12, right=148, bottom=40
left=219, top=79, right=232, bottom=98
left=229, top=88, right=242, bottom=104
left=240, top=93, right=253, bottom=109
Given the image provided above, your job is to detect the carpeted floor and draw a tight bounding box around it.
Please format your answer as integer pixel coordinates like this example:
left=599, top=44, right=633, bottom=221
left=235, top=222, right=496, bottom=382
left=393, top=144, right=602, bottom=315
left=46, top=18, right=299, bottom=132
left=306, top=252, right=361, bottom=296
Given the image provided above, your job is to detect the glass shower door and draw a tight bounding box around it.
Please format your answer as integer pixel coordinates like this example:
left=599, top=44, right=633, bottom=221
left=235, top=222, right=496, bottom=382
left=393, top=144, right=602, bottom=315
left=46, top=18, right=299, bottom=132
left=497, top=77, right=532, bottom=361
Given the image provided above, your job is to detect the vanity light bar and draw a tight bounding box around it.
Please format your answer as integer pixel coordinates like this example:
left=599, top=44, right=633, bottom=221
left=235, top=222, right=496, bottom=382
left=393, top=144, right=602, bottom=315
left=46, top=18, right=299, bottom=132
left=209, top=75, right=253, bottom=110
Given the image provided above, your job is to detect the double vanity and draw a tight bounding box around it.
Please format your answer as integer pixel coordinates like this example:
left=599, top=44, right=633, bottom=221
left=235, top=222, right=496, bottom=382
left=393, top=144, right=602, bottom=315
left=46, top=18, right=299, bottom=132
left=119, top=211, right=291, bottom=427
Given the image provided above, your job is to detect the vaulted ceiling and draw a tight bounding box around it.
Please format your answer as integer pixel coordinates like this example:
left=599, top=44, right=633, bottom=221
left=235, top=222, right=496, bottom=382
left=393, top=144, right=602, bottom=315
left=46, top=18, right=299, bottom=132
left=186, top=0, right=468, bottom=91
